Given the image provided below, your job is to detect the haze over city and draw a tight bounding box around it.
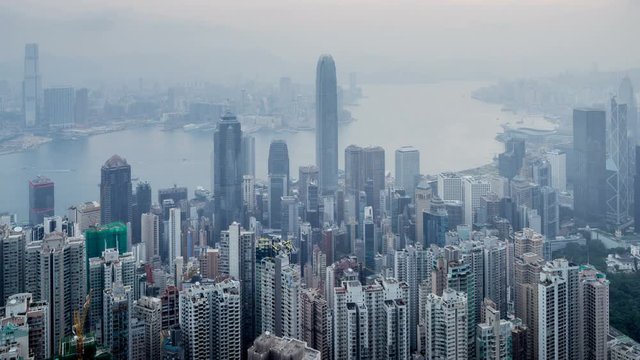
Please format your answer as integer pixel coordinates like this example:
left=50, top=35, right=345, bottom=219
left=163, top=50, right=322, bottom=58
left=1, top=1, right=640, bottom=359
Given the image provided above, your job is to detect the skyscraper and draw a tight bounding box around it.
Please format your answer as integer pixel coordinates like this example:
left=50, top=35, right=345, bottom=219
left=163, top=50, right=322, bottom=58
left=74, top=88, right=89, bottom=124
left=178, top=279, right=241, bottom=360
left=103, top=282, right=133, bottom=359
left=422, top=288, right=468, bottom=359
left=476, top=299, right=512, bottom=360
left=573, top=108, right=606, bottom=226
left=437, top=172, right=464, bottom=202
left=463, top=176, right=491, bottom=226
left=23, top=43, right=41, bottom=128
left=132, top=181, right=151, bottom=244
left=241, top=135, right=256, bottom=178
left=132, top=296, right=162, bottom=360
left=168, top=207, right=181, bottom=267
left=219, top=222, right=256, bottom=355
left=578, top=264, right=609, bottom=360
left=268, top=140, right=289, bottom=230
left=44, top=87, right=75, bottom=128
left=100, top=155, right=133, bottom=225
left=606, top=98, right=631, bottom=227
left=28, top=175, right=54, bottom=225
left=619, top=76, right=638, bottom=145
left=546, top=149, right=567, bottom=192
left=395, top=146, right=420, bottom=198
left=141, top=212, right=160, bottom=263
left=213, top=112, right=243, bottom=236
left=24, top=232, right=86, bottom=357
left=0, top=226, right=26, bottom=307
left=300, top=288, right=330, bottom=359
left=315, top=55, right=338, bottom=195
left=259, top=254, right=301, bottom=339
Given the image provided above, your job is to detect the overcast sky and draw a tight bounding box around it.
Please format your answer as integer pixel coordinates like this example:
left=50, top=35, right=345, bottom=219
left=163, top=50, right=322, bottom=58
left=0, top=0, right=638, bottom=86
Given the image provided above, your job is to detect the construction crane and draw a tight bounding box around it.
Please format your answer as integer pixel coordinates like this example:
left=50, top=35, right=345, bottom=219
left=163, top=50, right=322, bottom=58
left=72, top=291, right=91, bottom=359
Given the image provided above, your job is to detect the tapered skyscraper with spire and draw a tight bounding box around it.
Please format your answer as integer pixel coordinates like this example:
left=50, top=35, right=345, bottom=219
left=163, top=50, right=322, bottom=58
left=315, top=55, right=338, bottom=195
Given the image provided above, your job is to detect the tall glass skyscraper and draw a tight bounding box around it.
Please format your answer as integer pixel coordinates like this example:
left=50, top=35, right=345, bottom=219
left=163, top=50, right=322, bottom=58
left=213, top=112, right=243, bottom=237
left=268, top=140, right=289, bottom=230
left=28, top=175, right=54, bottom=225
left=315, top=55, right=338, bottom=195
left=395, top=146, right=420, bottom=198
left=573, top=108, right=606, bottom=226
left=100, top=155, right=132, bottom=225
left=23, top=43, right=41, bottom=128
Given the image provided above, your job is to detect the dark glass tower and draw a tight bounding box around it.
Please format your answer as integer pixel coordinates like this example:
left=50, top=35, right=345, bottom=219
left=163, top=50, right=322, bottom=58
left=100, top=155, right=132, bottom=225
left=573, top=109, right=606, bottom=226
left=268, top=140, right=289, bottom=230
left=213, top=112, right=243, bottom=236
left=29, top=175, right=54, bottom=225
left=132, top=181, right=151, bottom=243
left=315, top=54, right=338, bottom=195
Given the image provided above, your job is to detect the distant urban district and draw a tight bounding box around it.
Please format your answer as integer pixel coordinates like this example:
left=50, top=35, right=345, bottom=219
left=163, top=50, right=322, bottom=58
left=1, top=43, right=640, bottom=360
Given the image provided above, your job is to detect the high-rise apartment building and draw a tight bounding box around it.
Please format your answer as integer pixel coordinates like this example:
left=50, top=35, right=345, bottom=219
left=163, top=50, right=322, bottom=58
left=103, top=282, right=133, bottom=359
left=24, top=232, right=86, bottom=357
left=132, top=296, right=162, bottom=360
left=219, top=222, right=256, bottom=353
left=332, top=277, right=409, bottom=360
left=4, top=293, right=50, bottom=359
left=422, top=288, right=468, bottom=359
left=300, top=288, right=330, bottom=359
left=395, top=146, right=420, bottom=198
left=168, top=207, right=181, bottom=267
left=260, top=254, right=301, bottom=339
left=0, top=226, right=26, bottom=306
left=573, top=108, right=606, bottom=226
left=100, top=155, right=132, bottom=225
left=248, top=332, right=321, bottom=360
left=179, top=279, right=241, bottom=360
left=29, top=175, right=54, bottom=225
left=213, top=112, right=243, bottom=236
left=316, top=54, right=339, bottom=194
left=23, top=43, right=41, bottom=127
left=578, top=265, right=609, bottom=360
left=476, top=299, right=512, bottom=360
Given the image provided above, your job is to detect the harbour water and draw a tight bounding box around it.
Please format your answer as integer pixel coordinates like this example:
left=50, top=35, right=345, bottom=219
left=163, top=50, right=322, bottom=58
left=0, top=81, right=532, bottom=220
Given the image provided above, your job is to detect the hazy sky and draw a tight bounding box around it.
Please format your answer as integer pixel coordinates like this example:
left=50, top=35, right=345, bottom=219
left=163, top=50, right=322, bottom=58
left=1, top=0, right=638, bottom=85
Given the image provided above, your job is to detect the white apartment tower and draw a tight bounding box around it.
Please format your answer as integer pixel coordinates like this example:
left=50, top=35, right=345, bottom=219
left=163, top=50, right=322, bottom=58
left=463, top=176, right=491, bottom=225
left=422, top=288, right=468, bottom=359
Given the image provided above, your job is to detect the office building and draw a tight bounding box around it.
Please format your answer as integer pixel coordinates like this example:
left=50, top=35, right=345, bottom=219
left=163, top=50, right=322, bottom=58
left=422, top=288, right=468, bottom=359
left=619, top=76, right=638, bottom=146
left=362, top=206, right=376, bottom=276
left=219, top=222, right=256, bottom=353
left=24, top=232, right=86, bottom=357
left=168, top=207, right=181, bottom=267
left=573, top=108, right=607, bottom=226
left=268, top=174, right=287, bottom=230
left=241, top=134, right=256, bottom=178
left=537, top=186, right=559, bottom=240
left=423, top=198, right=448, bottom=248
left=132, top=182, right=151, bottom=243
left=546, top=149, right=567, bottom=192
left=438, top=172, right=464, bottom=201
left=74, top=87, right=89, bottom=124
left=607, top=98, right=631, bottom=227
left=29, top=175, right=54, bottom=225
left=23, top=43, right=41, bottom=127
left=100, top=155, right=132, bottom=225
left=316, top=54, right=339, bottom=194
left=395, top=146, right=420, bottom=198
left=248, top=332, right=321, bottom=360
left=44, top=87, right=74, bottom=127
left=498, top=138, right=525, bottom=180
left=213, top=112, right=243, bottom=236
left=141, top=212, right=159, bottom=263
left=179, top=279, right=241, bottom=360
left=268, top=140, right=290, bottom=179
left=464, top=176, right=491, bottom=226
